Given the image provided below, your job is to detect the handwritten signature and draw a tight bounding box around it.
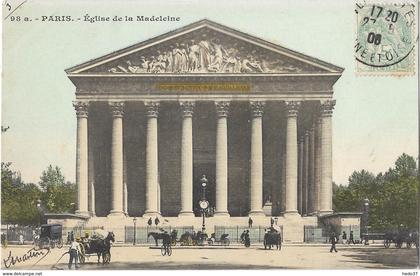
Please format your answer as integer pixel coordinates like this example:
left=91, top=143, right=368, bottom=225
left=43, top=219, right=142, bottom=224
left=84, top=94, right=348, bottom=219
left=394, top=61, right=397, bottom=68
left=3, top=247, right=50, bottom=268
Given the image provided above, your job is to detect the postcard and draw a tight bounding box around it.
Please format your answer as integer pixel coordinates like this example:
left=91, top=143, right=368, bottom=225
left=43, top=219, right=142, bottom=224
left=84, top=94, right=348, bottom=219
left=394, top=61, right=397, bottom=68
left=1, top=0, right=419, bottom=272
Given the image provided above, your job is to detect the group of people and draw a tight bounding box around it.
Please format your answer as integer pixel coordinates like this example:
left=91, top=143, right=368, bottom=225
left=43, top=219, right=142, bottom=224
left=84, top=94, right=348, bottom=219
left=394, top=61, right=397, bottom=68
left=329, top=230, right=356, bottom=253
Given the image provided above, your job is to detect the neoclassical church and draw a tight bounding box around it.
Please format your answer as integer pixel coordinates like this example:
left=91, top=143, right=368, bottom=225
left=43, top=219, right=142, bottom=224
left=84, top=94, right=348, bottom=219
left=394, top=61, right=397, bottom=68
left=59, top=19, right=347, bottom=242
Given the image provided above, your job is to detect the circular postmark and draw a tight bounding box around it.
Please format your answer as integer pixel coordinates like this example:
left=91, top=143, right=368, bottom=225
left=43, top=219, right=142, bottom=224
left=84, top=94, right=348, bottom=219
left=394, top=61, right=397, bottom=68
left=355, top=3, right=416, bottom=69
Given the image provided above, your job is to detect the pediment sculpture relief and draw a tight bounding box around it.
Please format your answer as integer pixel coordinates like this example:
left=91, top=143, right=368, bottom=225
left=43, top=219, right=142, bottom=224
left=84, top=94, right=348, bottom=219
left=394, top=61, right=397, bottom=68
left=107, top=39, right=304, bottom=74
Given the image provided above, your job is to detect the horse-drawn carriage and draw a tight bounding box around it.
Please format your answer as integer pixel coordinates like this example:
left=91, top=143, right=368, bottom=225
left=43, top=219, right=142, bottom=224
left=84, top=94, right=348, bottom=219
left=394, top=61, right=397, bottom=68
left=34, top=224, right=63, bottom=249
left=208, top=233, right=230, bottom=246
left=383, top=230, right=418, bottom=249
left=263, top=227, right=282, bottom=250
left=78, top=230, right=115, bottom=264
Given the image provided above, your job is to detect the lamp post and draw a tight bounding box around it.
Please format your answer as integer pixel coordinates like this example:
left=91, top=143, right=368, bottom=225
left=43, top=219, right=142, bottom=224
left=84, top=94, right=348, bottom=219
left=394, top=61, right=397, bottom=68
left=36, top=199, right=44, bottom=226
left=133, top=217, right=137, bottom=246
left=198, top=175, right=209, bottom=233
left=363, top=198, right=370, bottom=245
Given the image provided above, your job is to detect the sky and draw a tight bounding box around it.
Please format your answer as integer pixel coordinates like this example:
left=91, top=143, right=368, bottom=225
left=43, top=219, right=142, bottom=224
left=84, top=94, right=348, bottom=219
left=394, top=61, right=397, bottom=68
left=2, top=0, right=418, bottom=185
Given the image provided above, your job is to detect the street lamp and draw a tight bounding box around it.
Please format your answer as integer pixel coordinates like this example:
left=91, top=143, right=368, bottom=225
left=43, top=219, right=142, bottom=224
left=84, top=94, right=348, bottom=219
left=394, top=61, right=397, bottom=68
left=363, top=198, right=370, bottom=245
left=36, top=199, right=44, bottom=226
left=133, top=217, right=137, bottom=246
left=198, top=175, right=209, bottom=233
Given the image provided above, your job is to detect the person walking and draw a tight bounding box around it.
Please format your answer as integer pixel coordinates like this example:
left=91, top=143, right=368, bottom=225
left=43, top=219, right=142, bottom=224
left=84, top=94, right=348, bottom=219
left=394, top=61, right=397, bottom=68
left=248, top=217, right=253, bottom=228
left=348, top=230, right=355, bottom=245
left=68, top=238, right=81, bottom=269
left=342, top=231, right=347, bottom=244
left=329, top=232, right=338, bottom=253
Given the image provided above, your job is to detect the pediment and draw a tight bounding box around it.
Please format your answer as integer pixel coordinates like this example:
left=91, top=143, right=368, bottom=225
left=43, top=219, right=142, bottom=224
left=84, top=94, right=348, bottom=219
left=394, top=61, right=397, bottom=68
left=66, top=19, right=343, bottom=75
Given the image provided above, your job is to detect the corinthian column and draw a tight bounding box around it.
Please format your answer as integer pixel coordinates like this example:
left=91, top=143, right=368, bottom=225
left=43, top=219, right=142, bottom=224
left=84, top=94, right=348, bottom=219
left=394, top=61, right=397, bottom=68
left=179, top=101, right=195, bottom=217
left=308, top=126, right=316, bottom=214
left=298, top=137, right=304, bottom=214
left=314, top=117, right=322, bottom=213
left=249, top=101, right=265, bottom=216
left=319, top=100, right=335, bottom=214
left=108, top=101, right=125, bottom=216
left=214, top=101, right=230, bottom=217
left=284, top=101, right=300, bottom=215
left=303, top=131, right=309, bottom=215
left=144, top=101, right=160, bottom=216
left=74, top=101, right=89, bottom=216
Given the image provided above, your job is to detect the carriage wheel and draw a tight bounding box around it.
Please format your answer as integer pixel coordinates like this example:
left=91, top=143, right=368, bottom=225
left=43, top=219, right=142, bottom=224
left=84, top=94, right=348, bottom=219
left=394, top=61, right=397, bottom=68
left=161, top=245, right=167, bottom=256
left=167, top=245, right=172, bottom=256
left=384, top=240, right=390, bottom=248
left=56, top=239, right=63, bottom=249
left=224, top=238, right=230, bottom=247
left=102, top=252, right=111, bottom=264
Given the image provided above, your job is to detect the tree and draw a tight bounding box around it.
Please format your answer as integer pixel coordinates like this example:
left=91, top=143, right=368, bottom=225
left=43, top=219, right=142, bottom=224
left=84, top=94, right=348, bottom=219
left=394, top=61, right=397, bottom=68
left=39, top=165, right=76, bottom=213
left=333, top=153, right=419, bottom=230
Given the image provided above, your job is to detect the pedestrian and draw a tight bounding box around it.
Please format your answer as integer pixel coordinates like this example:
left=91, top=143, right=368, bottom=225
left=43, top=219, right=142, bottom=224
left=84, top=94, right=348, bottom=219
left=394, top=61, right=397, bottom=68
left=348, top=230, right=355, bottom=245
left=240, top=230, right=247, bottom=243
left=329, top=232, right=338, bottom=253
left=68, top=237, right=80, bottom=269
left=154, top=217, right=160, bottom=226
left=248, top=217, right=253, bottom=228
left=342, top=231, right=347, bottom=244
left=148, top=217, right=152, bottom=227
left=19, top=233, right=24, bottom=245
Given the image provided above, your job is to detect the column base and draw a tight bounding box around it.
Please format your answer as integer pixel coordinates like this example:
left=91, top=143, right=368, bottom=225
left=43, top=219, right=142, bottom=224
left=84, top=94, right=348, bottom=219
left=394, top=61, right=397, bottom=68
left=75, top=210, right=90, bottom=217
left=282, top=210, right=300, bottom=217
left=143, top=211, right=161, bottom=218
left=248, top=210, right=265, bottom=216
left=213, top=211, right=230, bottom=217
left=318, top=210, right=333, bottom=216
left=107, top=210, right=126, bottom=217
left=178, top=211, right=194, bottom=217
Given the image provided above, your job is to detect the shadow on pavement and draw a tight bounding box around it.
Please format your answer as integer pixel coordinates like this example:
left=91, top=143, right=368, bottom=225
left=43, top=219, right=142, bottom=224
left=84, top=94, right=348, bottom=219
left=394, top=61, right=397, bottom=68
left=52, top=262, right=291, bottom=270
left=339, top=247, right=418, bottom=268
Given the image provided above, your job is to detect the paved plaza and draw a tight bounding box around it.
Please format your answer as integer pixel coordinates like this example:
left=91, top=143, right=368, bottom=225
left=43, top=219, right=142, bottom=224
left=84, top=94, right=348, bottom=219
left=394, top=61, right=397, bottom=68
left=1, top=244, right=418, bottom=270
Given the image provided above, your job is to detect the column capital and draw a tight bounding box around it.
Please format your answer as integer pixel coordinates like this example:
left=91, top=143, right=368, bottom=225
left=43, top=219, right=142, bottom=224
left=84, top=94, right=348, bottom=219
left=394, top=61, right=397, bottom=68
left=319, top=100, right=336, bottom=116
left=145, top=101, right=160, bottom=117
left=73, top=101, right=89, bottom=118
left=109, top=101, right=125, bottom=117
left=285, top=101, right=301, bottom=117
left=250, top=101, right=265, bottom=117
left=215, top=101, right=230, bottom=117
left=299, top=136, right=305, bottom=143
left=179, top=101, right=195, bottom=117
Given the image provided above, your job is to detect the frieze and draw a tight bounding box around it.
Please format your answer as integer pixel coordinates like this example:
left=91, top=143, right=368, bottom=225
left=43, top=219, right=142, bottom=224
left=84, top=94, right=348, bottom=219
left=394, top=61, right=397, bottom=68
left=87, top=28, right=323, bottom=74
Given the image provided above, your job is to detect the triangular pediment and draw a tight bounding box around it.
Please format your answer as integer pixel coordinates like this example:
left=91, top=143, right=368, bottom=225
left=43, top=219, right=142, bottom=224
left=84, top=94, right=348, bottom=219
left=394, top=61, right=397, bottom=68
left=66, top=19, right=343, bottom=75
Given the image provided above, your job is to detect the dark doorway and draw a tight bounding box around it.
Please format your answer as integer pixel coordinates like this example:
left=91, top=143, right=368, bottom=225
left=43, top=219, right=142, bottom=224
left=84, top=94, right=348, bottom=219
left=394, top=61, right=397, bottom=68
left=193, top=162, right=215, bottom=217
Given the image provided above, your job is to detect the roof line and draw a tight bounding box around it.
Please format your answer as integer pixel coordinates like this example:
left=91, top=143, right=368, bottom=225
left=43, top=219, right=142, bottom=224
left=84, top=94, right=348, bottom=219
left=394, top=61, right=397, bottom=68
left=65, top=19, right=344, bottom=74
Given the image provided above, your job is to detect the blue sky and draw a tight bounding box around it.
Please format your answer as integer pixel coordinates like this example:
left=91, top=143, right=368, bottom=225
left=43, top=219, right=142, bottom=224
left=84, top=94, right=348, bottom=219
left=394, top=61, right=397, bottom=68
left=2, top=0, right=418, bottom=185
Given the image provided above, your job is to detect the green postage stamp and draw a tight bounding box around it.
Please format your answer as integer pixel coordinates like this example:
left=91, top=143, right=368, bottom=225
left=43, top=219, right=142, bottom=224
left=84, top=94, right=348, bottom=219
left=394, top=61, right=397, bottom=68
left=355, top=2, right=417, bottom=75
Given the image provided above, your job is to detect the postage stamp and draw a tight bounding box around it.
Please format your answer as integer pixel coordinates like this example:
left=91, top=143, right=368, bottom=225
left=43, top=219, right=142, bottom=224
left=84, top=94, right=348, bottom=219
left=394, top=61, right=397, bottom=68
left=355, top=2, right=417, bottom=75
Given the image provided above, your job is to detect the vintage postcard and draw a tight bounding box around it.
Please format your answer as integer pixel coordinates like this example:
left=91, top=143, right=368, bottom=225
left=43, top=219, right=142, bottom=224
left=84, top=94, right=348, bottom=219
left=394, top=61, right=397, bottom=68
left=1, top=0, right=419, bottom=273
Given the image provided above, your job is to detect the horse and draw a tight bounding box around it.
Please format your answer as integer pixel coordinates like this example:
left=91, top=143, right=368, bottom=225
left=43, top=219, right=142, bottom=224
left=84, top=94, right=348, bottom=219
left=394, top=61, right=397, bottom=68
left=148, top=232, right=171, bottom=246
left=84, top=232, right=115, bottom=264
left=264, top=230, right=282, bottom=250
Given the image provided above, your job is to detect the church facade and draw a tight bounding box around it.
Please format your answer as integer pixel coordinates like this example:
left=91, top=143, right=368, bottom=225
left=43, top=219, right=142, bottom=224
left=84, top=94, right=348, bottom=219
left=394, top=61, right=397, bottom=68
left=64, top=19, right=344, bottom=242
